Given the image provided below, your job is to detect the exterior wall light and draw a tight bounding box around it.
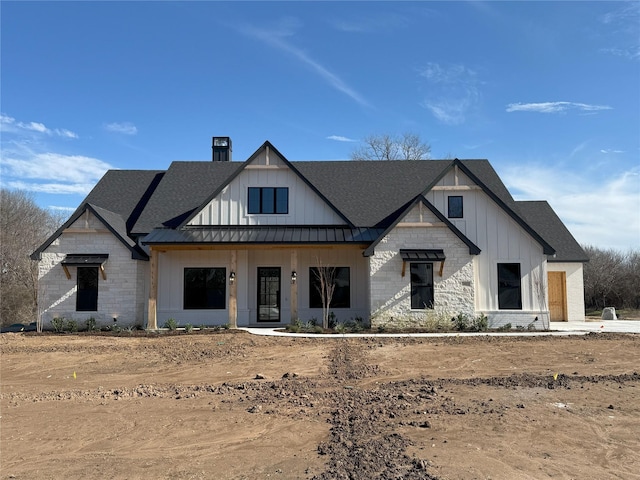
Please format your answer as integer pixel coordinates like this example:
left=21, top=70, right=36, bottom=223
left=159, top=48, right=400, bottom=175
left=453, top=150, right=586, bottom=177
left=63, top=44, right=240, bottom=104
left=229, top=271, right=235, bottom=285
left=291, top=271, right=297, bottom=284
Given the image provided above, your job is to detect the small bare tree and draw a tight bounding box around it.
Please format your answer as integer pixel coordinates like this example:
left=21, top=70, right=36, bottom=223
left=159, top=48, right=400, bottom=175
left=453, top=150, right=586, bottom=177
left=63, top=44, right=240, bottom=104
left=532, top=269, right=549, bottom=330
left=313, top=257, right=336, bottom=329
left=350, top=132, right=431, bottom=161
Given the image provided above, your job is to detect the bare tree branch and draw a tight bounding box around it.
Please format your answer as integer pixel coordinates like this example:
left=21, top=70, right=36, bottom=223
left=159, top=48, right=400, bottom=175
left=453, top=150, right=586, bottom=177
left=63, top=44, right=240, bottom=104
left=0, top=189, right=63, bottom=327
left=350, top=132, right=431, bottom=161
left=314, top=257, right=336, bottom=329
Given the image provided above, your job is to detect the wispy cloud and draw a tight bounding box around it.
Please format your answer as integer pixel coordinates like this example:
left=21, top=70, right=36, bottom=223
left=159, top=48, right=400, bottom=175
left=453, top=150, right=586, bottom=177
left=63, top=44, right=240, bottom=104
left=48, top=205, right=77, bottom=212
left=327, top=135, right=357, bottom=142
left=1, top=113, right=78, bottom=138
left=600, top=149, right=625, bottom=154
left=1, top=147, right=113, bottom=195
left=239, top=20, right=371, bottom=108
left=506, top=102, right=612, bottom=114
left=104, top=122, right=138, bottom=135
left=418, top=63, right=480, bottom=125
left=502, top=164, right=640, bottom=251
left=600, top=3, right=640, bottom=60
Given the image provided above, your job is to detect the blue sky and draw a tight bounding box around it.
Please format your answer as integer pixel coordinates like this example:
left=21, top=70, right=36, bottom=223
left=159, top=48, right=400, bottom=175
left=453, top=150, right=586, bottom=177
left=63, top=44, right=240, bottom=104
left=1, top=1, right=638, bottom=251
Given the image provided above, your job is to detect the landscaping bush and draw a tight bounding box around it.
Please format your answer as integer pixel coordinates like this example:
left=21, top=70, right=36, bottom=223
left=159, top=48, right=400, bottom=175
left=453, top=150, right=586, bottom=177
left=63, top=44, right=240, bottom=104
left=85, top=317, right=97, bottom=332
left=51, top=317, right=65, bottom=333
left=163, top=318, right=178, bottom=331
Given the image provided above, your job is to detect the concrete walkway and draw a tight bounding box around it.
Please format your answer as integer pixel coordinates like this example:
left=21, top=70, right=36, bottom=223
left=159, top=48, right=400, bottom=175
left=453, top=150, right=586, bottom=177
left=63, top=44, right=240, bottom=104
left=240, top=320, right=640, bottom=338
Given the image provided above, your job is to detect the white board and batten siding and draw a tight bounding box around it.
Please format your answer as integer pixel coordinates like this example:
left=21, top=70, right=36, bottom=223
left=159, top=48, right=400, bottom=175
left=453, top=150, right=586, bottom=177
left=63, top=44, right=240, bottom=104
left=426, top=166, right=548, bottom=326
left=188, top=150, right=344, bottom=226
left=155, top=249, right=237, bottom=326
left=154, top=247, right=370, bottom=327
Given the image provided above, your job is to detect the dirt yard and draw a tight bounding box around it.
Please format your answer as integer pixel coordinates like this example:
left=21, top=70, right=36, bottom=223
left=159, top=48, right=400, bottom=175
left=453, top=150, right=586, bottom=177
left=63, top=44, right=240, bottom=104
left=1, top=331, right=639, bottom=480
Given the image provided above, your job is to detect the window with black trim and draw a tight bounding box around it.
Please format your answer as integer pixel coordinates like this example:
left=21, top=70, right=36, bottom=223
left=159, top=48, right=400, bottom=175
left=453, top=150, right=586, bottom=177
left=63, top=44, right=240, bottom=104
left=410, top=263, right=434, bottom=309
left=448, top=195, right=463, bottom=218
left=309, top=267, right=350, bottom=308
left=248, top=187, right=288, bottom=214
left=184, top=268, right=226, bottom=309
left=77, top=267, right=98, bottom=311
left=497, top=263, right=522, bottom=309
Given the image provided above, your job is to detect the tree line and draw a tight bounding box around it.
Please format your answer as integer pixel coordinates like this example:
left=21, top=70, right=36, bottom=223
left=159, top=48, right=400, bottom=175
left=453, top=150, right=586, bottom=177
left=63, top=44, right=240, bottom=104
left=1, top=189, right=63, bottom=327
left=582, top=245, right=640, bottom=311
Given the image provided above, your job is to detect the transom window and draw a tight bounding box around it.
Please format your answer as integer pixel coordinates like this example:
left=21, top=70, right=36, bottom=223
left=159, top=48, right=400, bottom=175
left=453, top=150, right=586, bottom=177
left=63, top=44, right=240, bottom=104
left=184, top=268, right=226, bottom=309
left=448, top=196, right=463, bottom=218
left=497, top=263, right=522, bottom=310
left=309, top=267, right=350, bottom=308
left=248, top=187, right=288, bottom=214
left=410, top=263, right=434, bottom=309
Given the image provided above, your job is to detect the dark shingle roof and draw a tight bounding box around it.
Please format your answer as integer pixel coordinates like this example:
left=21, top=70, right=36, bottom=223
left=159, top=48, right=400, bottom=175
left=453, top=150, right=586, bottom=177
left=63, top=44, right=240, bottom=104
left=516, top=201, right=588, bottom=262
left=131, top=158, right=520, bottom=233
left=37, top=144, right=578, bottom=261
left=295, top=160, right=452, bottom=227
left=131, top=161, right=242, bottom=234
left=74, top=170, right=165, bottom=232
left=31, top=171, right=163, bottom=260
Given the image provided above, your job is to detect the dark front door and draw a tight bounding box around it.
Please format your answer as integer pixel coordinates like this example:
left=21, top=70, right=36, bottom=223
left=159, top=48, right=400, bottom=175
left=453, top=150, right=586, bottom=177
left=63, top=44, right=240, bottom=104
left=257, top=267, right=280, bottom=322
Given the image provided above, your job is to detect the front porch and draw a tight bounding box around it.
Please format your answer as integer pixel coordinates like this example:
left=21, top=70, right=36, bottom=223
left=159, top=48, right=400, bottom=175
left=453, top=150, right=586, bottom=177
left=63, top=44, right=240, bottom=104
left=146, top=244, right=370, bottom=329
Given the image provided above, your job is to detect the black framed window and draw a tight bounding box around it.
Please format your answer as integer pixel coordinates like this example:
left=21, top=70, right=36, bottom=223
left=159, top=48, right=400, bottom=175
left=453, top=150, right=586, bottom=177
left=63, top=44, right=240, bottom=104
left=248, top=187, right=288, bottom=214
left=309, top=267, right=350, bottom=308
left=410, top=263, right=434, bottom=309
left=497, top=263, right=522, bottom=310
left=184, top=268, right=226, bottom=309
left=77, top=267, right=99, bottom=311
left=448, top=196, right=463, bottom=218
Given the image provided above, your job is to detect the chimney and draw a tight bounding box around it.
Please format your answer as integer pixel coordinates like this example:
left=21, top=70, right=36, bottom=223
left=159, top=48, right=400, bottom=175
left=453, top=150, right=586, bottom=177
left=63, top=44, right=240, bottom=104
left=212, top=137, right=232, bottom=161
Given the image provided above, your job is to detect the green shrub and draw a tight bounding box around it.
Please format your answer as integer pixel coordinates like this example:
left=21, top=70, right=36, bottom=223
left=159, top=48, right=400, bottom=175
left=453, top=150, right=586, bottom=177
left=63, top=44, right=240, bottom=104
left=51, top=317, right=65, bottom=333
left=85, top=317, right=97, bottom=332
left=185, top=323, right=193, bottom=333
left=453, top=313, right=469, bottom=331
left=65, top=319, right=78, bottom=332
left=471, top=313, right=488, bottom=332
left=334, top=322, right=347, bottom=334
left=497, top=323, right=512, bottom=332
left=163, top=318, right=179, bottom=331
left=221, top=323, right=230, bottom=330
left=328, top=312, right=337, bottom=329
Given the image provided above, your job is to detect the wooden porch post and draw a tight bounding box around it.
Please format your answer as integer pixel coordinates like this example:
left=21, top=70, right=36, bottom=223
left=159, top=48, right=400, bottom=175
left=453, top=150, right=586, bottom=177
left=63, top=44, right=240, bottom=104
left=290, top=250, right=298, bottom=325
left=229, top=250, right=237, bottom=329
left=147, top=247, right=158, bottom=330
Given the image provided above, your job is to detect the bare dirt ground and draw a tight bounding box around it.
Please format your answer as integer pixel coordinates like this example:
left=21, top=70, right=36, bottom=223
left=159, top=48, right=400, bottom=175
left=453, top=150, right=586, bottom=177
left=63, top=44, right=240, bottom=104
left=1, top=331, right=639, bottom=480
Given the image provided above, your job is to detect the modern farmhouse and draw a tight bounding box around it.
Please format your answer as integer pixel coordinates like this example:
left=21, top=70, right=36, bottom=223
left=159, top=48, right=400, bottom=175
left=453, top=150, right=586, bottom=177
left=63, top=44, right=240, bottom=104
left=32, top=138, right=588, bottom=330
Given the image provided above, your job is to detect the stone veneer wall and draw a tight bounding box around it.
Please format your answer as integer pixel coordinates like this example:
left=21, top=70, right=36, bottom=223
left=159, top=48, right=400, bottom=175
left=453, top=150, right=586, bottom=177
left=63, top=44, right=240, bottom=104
left=369, top=225, right=475, bottom=328
left=38, top=229, right=146, bottom=328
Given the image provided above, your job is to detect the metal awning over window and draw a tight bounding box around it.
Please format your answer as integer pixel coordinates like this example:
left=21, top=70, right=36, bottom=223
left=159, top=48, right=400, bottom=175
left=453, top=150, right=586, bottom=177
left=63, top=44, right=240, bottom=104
left=400, top=249, right=446, bottom=277
left=61, top=254, right=109, bottom=280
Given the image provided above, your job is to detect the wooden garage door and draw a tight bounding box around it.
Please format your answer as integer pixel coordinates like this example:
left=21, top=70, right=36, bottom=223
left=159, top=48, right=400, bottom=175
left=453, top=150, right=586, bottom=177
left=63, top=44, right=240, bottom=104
left=548, top=271, right=567, bottom=322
